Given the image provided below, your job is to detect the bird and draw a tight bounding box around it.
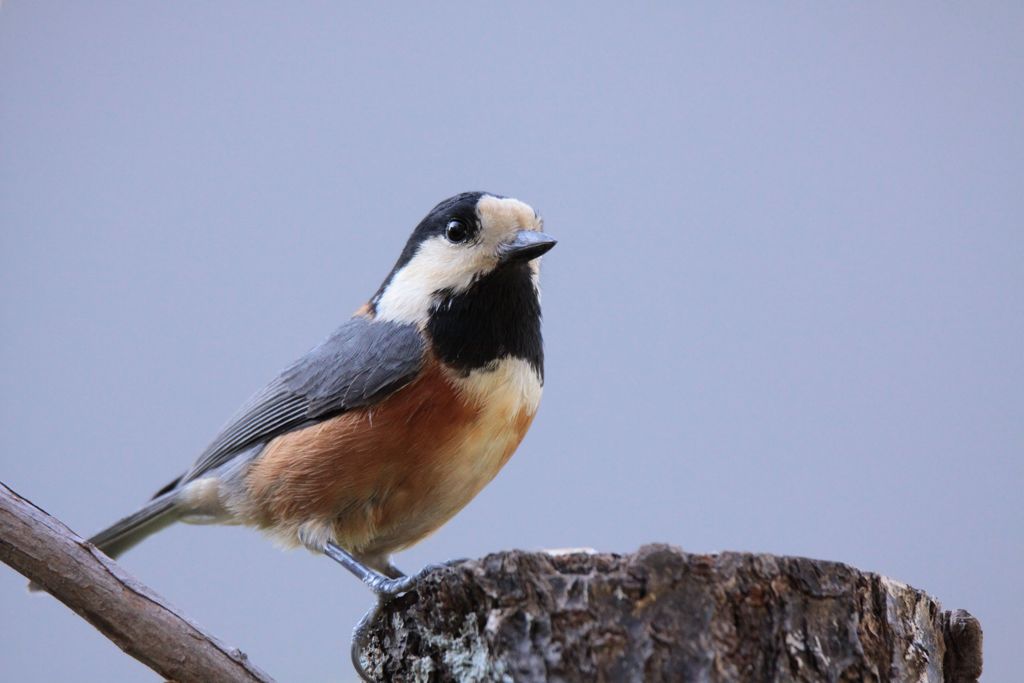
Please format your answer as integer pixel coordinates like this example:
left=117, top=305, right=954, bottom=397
left=70, top=191, right=555, bottom=597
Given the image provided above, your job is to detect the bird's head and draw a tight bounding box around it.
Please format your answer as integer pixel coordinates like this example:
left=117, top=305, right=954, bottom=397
left=371, top=192, right=556, bottom=325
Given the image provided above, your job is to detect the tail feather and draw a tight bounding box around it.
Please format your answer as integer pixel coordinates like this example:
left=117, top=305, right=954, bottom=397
left=88, top=492, right=183, bottom=560
left=28, top=491, right=183, bottom=593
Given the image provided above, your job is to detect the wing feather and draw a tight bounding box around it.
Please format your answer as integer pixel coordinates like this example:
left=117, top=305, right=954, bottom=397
left=177, top=317, right=425, bottom=485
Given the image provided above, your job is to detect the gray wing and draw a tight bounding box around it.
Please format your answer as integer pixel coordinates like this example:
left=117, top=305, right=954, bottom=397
left=177, top=317, right=426, bottom=486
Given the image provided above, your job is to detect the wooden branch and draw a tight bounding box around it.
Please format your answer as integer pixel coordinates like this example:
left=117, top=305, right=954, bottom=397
left=0, top=482, right=274, bottom=683
left=3, top=479, right=984, bottom=683
left=357, top=545, right=983, bottom=683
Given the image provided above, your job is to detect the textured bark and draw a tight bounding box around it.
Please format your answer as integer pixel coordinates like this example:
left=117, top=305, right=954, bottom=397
left=0, top=482, right=273, bottom=683
left=358, top=545, right=982, bottom=683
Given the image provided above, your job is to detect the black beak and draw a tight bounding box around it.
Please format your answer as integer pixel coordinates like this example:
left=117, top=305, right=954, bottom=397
left=497, top=231, right=557, bottom=264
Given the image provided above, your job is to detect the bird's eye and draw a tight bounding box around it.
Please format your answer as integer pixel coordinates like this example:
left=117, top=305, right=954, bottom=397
left=445, top=219, right=470, bottom=243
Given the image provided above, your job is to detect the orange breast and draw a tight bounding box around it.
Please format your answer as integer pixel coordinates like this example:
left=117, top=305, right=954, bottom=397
left=243, top=356, right=535, bottom=555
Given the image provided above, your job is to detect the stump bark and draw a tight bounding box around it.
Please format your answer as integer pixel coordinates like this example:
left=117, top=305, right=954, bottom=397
left=357, top=544, right=981, bottom=683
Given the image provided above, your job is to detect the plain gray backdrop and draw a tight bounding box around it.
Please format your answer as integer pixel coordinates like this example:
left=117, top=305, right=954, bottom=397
left=2, top=3, right=1021, bottom=681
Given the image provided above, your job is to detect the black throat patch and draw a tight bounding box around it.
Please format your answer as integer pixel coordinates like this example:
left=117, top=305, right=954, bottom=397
left=426, top=261, right=543, bottom=380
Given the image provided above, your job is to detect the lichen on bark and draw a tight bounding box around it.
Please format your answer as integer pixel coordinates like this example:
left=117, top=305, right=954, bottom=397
left=357, top=544, right=981, bottom=683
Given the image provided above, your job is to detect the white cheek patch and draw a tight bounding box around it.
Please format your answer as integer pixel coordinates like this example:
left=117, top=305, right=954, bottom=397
left=375, top=237, right=492, bottom=324
left=375, top=195, right=545, bottom=326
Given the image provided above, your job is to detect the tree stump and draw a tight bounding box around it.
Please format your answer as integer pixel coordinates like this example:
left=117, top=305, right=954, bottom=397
left=357, top=544, right=982, bottom=682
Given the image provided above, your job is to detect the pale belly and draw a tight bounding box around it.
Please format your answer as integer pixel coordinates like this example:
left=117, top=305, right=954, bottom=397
left=198, top=356, right=543, bottom=557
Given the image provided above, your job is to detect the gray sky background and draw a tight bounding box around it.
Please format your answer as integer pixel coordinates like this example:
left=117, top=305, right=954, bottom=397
left=2, top=3, right=1021, bottom=681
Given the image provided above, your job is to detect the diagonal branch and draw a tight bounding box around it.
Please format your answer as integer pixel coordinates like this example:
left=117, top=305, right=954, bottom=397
left=0, top=481, right=274, bottom=683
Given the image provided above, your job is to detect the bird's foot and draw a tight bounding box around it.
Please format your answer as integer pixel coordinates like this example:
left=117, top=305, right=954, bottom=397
left=365, top=561, right=450, bottom=598
left=347, top=563, right=453, bottom=681
left=324, top=542, right=453, bottom=598
left=341, top=555, right=465, bottom=681
left=351, top=601, right=381, bottom=683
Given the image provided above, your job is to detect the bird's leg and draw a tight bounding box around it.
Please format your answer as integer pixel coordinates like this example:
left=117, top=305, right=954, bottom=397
left=357, top=552, right=406, bottom=580
left=324, top=542, right=421, bottom=596
left=322, top=544, right=466, bottom=682
left=341, top=553, right=449, bottom=682
left=377, top=560, right=405, bottom=579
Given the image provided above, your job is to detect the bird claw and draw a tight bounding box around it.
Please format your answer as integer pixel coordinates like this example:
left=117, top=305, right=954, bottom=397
left=367, top=561, right=448, bottom=598
left=349, top=562, right=453, bottom=681
left=351, top=601, right=381, bottom=682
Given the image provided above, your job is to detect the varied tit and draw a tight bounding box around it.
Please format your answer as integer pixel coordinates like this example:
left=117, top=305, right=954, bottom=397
left=75, top=192, right=555, bottom=596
